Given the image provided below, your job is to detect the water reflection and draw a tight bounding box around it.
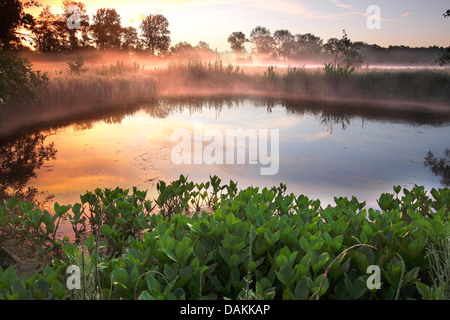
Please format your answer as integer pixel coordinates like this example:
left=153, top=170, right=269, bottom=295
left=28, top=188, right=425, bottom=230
left=0, top=133, right=57, bottom=203
left=424, top=149, right=450, bottom=187
left=0, top=97, right=448, bottom=210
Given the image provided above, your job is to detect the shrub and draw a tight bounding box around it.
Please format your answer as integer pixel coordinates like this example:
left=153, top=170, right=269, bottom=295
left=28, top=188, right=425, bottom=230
left=0, top=51, right=48, bottom=106
left=0, top=176, right=448, bottom=300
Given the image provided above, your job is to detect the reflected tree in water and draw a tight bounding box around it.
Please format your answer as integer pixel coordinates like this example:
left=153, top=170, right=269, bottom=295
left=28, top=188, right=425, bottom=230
left=0, top=132, right=57, bottom=202
left=424, top=149, right=449, bottom=187
left=320, top=112, right=350, bottom=133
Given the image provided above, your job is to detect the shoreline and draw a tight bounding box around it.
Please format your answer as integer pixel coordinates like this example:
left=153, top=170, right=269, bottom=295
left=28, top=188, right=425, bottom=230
left=1, top=89, right=450, bottom=139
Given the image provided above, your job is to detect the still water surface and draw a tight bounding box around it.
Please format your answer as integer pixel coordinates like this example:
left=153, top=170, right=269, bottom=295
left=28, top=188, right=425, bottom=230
left=1, top=97, right=449, bottom=215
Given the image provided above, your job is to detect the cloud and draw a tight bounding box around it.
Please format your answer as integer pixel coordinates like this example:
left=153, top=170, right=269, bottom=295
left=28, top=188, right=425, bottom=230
left=401, top=12, right=412, bottom=17
left=245, top=0, right=308, bottom=15
left=331, top=0, right=353, bottom=10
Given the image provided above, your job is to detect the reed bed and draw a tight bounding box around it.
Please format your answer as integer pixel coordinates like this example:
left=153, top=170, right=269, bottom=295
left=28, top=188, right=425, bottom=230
left=158, top=59, right=450, bottom=105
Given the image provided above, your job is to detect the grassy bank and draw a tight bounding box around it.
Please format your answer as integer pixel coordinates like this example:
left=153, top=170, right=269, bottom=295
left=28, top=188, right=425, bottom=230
left=158, top=60, right=450, bottom=105
left=1, top=55, right=450, bottom=136
left=0, top=176, right=448, bottom=300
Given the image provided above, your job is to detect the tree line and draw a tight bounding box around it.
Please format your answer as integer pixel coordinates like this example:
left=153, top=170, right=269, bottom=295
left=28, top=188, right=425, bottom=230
left=0, top=1, right=449, bottom=66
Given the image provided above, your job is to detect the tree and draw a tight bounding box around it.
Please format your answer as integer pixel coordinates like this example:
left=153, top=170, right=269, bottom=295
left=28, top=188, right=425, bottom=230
left=196, top=41, right=213, bottom=53
left=0, top=51, right=48, bottom=106
left=0, top=0, right=38, bottom=50
left=227, top=31, right=248, bottom=56
left=250, top=26, right=275, bottom=58
left=140, top=14, right=171, bottom=56
left=60, top=1, right=90, bottom=50
left=273, top=29, right=295, bottom=60
left=121, top=26, right=139, bottom=51
left=170, top=41, right=194, bottom=58
left=32, top=6, right=62, bottom=52
left=437, top=10, right=450, bottom=66
left=91, top=8, right=122, bottom=49
left=295, top=33, right=323, bottom=59
left=324, top=30, right=364, bottom=67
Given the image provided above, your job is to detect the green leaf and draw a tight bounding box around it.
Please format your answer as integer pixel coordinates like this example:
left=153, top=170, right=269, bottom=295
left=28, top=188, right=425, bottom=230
left=294, top=277, right=310, bottom=300
left=416, top=282, right=432, bottom=300
left=51, top=279, right=67, bottom=298
left=138, top=290, right=156, bottom=300
left=277, top=264, right=294, bottom=287
left=163, top=264, right=179, bottom=282
left=160, top=248, right=177, bottom=262
left=101, top=224, right=112, bottom=238
left=408, top=239, right=425, bottom=259
left=111, top=268, right=129, bottom=289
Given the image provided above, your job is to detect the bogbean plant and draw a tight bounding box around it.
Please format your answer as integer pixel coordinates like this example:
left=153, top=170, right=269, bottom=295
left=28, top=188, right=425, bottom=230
left=0, top=175, right=448, bottom=300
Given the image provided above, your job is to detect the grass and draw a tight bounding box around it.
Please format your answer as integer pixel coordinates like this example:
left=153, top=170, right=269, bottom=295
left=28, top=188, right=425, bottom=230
left=39, top=60, right=158, bottom=110
left=1, top=56, right=449, bottom=136
left=425, top=232, right=450, bottom=299
left=157, top=59, right=450, bottom=105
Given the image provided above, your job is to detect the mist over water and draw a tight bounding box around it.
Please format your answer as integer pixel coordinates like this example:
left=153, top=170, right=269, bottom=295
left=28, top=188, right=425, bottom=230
left=2, top=98, right=448, bottom=223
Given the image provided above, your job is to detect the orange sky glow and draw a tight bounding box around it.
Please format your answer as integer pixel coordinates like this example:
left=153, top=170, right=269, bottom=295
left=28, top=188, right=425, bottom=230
left=23, top=0, right=450, bottom=51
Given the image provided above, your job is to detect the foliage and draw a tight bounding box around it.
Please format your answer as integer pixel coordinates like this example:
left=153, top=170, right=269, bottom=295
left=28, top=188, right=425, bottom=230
left=437, top=10, right=450, bottom=66
left=250, top=26, right=276, bottom=58
left=0, top=51, right=48, bottom=106
left=418, top=235, right=450, bottom=300
left=140, top=14, right=171, bottom=56
left=0, top=0, right=38, bottom=50
left=91, top=8, right=122, bottom=49
left=0, top=176, right=448, bottom=300
left=437, top=47, right=450, bottom=66
left=324, top=30, right=364, bottom=68
left=227, top=32, right=248, bottom=56
left=323, top=62, right=355, bottom=79
left=32, top=3, right=90, bottom=52
left=67, top=56, right=87, bottom=74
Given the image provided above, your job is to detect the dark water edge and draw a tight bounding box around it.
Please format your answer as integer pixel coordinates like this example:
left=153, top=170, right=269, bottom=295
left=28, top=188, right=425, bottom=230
left=1, top=94, right=449, bottom=141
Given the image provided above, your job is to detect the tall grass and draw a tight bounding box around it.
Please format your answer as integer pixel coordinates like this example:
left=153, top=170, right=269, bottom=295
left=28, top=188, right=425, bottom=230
left=5, top=57, right=448, bottom=134
left=425, top=233, right=450, bottom=300
left=41, top=72, right=157, bottom=109
left=158, top=59, right=450, bottom=105
left=39, top=60, right=158, bottom=110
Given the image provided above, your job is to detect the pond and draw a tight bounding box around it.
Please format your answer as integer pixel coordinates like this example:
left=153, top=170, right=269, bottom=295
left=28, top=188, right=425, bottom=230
left=1, top=97, right=449, bottom=225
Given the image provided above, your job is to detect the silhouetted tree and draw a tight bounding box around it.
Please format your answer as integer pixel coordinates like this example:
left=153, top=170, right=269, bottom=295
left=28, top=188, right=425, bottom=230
left=0, top=0, right=39, bottom=50
left=140, top=14, right=171, bottom=56
left=250, top=26, right=275, bottom=58
left=60, top=1, right=90, bottom=50
left=437, top=10, right=450, bottom=66
left=273, top=29, right=295, bottom=60
left=324, top=30, right=364, bottom=67
left=91, top=8, right=122, bottom=49
left=121, top=26, right=139, bottom=51
left=295, top=33, right=323, bottom=59
left=196, top=41, right=213, bottom=53
left=227, top=31, right=248, bottom=56
left=32, top=6, right=62, bottom=52
left=0, top=51, right=48, bottom=105
left=424, top=149, right=449, bottom=187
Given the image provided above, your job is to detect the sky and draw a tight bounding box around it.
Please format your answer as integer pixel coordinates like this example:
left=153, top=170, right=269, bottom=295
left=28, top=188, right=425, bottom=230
left=24, top=0, right=450, bottom=51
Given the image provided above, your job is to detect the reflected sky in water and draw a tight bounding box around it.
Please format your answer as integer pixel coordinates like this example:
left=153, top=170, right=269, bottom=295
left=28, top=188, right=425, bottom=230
left=2, top=98, right=449, bottom=211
